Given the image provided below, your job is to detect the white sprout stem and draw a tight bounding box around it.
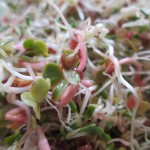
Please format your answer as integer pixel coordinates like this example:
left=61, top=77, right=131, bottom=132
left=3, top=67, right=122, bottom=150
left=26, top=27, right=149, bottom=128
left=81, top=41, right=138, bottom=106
left=108, top=44, right=139, bottom=150
left=135, top=50, right=150, bottom=56
left=8, top=86, right=31, bottom=94
left=122, top=71, right=150, bottom=76
left=25, top=63, right=36, bottom=80
left=46, top=0, right=74, bottom=38
left=0, top=83, right=31, bottom=94
left=12, top=66, right=28, bottom=72
left=79, top=87, right=91, bottom=116
left=91, top=78, right=112, bottom=98
left=109, top=85, right=114, bottom=106
left=76, top=6, right=85, bottom=21
left=93, top=104, right=104, bottom=116
left=119, top=57, right=142, bottom=72
left=46, top=98, right=72, bottom=132
left=0, top=60, right=33, bottom=80
left=134, top=57, right=150, bottom=61
left=73, top=39, right=83, bottom=54
left=66, top=105, right=71, bottom=124
left=3, top=75, right=15, bottom=87
left=108, top=138, right=130, bottom=146
left=92, top=46, right=109, bottom=59
left=87, top=57, right=97, bottom=69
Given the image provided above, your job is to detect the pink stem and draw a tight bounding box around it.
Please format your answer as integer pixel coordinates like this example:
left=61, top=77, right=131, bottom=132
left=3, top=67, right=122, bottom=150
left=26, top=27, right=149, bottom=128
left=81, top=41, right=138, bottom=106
left=7, top=93, right=31, bottom=129
left=81, top=79, right=94, bottom=88
left=5, top=107, right=26, bottom=123
left=59, top=84, right=79, bottom=107
left=78, top=42, right=87, bottom=71
left=19, top=61, right=48, bottom=71
left=36, top=126, right=51, bottom=150
left=119, top=57, right=143, bottom=86
left=14, top=41, right=25, bottom=54
left=106, top=57, right=143, bottom=86
left=59, top=33, right=87, bottom=107
left=70, top=34, right=87, bottom=71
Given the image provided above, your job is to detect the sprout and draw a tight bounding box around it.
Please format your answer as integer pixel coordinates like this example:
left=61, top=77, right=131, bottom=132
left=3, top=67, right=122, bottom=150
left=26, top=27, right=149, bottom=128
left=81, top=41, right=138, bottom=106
left=63, top=70, right=80, bottom=85
left=52, top=80, right=68, bottom=102
left=23, top=39, right=49, bottom=57
left=30, top=78, right=50, bottom=103
left=21, top=92, right=41, bottom=119
left=42, top=63, right=64, bottom=86
left=61, top=50, right=79, bottom=70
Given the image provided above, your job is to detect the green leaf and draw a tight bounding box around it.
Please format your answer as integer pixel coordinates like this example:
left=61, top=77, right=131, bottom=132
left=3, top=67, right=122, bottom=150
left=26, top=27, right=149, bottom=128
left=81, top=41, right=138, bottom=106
left=84, top=104, right=97, bottom=119
left=106, top=144, right=114, bottom=150
left=99, top=91, right=108, bottom=99
left=30, top=78, right=50, bottom=103
left=69, top=17, right=77, bottom=28
left=21, top=92, right=41, bottom=119
left=33, top=40, right=48, bottom=57
left=3, top=132, right=21, bottom=146
left=25, top=15, right=31, bottom=26
left=69, top=100, right=77, bottom=113
left=23, top=39, right=49, bottom=57
left=19, top=55, right=34, bottom=62
left=105, top=122, right=113, bottom=130
left=63, top=70, right=80, bottom=85
left=79, top=124, right=104, bottom=137
left=95, top=68, right=107, bottom=85
left=103, top=133, right=111, bottom=142
left=42, top=63, right=64, bottom=86
left=23, top=38, right=34, bottom=49
left=52, top=79, right=68, bottom=101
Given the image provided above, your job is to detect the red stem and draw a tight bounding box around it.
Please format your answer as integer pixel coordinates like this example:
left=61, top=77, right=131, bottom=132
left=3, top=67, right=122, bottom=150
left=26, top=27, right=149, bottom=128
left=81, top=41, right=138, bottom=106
left=59, top=84, right=79, bottom=107
left=59, top=33, right=87, bottom=107
left=5, top=107, right=26, bottom=124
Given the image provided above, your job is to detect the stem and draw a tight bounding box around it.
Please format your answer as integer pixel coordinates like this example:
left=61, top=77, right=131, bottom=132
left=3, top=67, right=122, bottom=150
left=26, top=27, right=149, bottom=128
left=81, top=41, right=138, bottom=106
left=59, top=84, right=79, bottom=107
left=36, top=125, right=51, bottom=150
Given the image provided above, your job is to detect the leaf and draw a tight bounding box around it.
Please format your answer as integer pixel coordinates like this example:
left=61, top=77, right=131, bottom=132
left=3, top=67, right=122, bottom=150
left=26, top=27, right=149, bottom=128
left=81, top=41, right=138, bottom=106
left=19, top=55, right=34, bottom=62
left=61, top=50, right=79, bottom=70
left=23, top=39, right=49, bottom=57
left=69, top=100, right=77, bottom=113
left=33, top=40, right=48, bottom=57
left=52, top=80, right=68, bottom=101
left=30, top=78, right=50, bottom=103
left=106, top=144, right=115, bottom=150
left=103, top=133, right=111, bottom=142
left=3, top=132, right=21, bottom=146
left=95, top=68, right=107, bottom=85
left=42, top=63, right=64, bottom=86
left=63, top=70, right=80, bottom=85
left=79, top=124, right=104, bottom=137
left=99, top=91, right=108, bottom=99
left=21, top=92, right=41, bottom=119
left=84, top=104, right=97, bottom=119
left=23, top=38, right=34, bottom=49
